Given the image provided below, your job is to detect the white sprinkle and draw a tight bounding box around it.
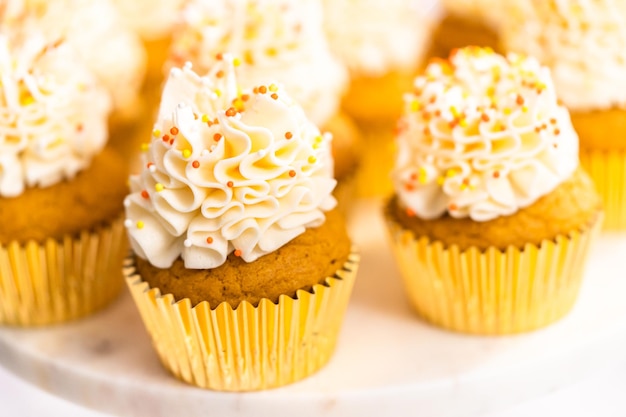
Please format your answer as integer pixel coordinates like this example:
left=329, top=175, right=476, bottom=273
left=183, top=239, right=192, bottom=248
left=123, top=198, right=131, bottom=208
left=124, top=219, right=133, bottom=228
left=149, top=165, right=157, bottom=173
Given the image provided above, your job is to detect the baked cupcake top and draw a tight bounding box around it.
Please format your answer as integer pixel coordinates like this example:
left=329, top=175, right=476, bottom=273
left=3, top=0, right=146, bottom=112
left=169, top=0, right=347, bottom=126
left=322, top=0, right=433, bottom=77
left=502, top=0, right=626, bottom=111
left=124, top=57, right=337, bottom=269
left=393, top=47, right=579, bottom=222
left=0, top=31, right=111, bottom=198
left=440, top=0, right=504, bottom=29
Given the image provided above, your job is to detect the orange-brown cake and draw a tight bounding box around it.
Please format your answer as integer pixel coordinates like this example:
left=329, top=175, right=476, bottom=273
left=123, top=58, right=358, bottom=391
left=427, top=13, right=501, bottom=59
left=502, top=0, right=626, bottom=229
left=0, top=29, right=127, bottom=326
left=385, top=47, right=602, bottom=335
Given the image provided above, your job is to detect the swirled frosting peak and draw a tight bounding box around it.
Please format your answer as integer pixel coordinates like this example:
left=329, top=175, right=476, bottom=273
left=0, top=32, right=111, bottom=197
left=169, top=0, right=347, bottom=126
left=393, top=47, right=579, bottom=222
left=124, top=58, right=337, bottom=269
left=502, top=0, right=626, bottom=111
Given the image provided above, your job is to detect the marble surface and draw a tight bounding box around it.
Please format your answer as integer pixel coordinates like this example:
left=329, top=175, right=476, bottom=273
left=1, top=199, right=626, bottom=417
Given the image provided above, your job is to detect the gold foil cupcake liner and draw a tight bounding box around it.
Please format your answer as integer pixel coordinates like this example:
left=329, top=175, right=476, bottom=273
left=580, top=148, right=626, bottom=230
left=385, top=214, right=602, bottom=335
left=355, top=122, right=396, bottom=198
left=124, top=250, right=359, bottom=391
left=0, top=217, right=127, bottom=326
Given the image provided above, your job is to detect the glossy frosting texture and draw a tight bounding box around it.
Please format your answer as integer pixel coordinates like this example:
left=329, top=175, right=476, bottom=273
left=0, top=33, right=111, bottom=197
left=125, top=60, right=337, bottom=269
left=393, top=47, right=578, bottom=222
left=169, top=0, right=346, bottom=126
left=502, top=0, right=626, bottom=111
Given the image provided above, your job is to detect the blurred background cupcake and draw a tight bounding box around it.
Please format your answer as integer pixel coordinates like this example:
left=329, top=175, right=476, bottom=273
left=384, top=47, right=602, bottom=334
left=123, top=57, right=359, bottom=391
left=426, top=0, right=503, bottom=59
left=323, top=0, right=434, bottom=197
left=0, top=28, right=129, bottom=326
left=2, top=0, right=148, bottom=159
left=502, top=0, right=626, bottom=230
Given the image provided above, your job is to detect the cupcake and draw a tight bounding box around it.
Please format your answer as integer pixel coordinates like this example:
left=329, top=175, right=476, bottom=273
left=323, top=0, right=433, bottom=197
left=168, top=0, right=360, bottom=208
left=0, top=31, right=129, bottom=326
left=123, top=57, right=358, bottom=390
left=426, top=0, right=503, bottom=60
left=2, top=0, right=148, bottom=158
left=502, top=0, right=626, bottom=230
left=385, top=47, right=602, bottom=334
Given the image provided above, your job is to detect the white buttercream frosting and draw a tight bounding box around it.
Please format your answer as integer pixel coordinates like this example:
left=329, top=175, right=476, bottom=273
left=502, top=0, right=626, bottom=111
left=125, top=59, right=337, bottom=269
left=169, top=0, right=347, bottom=126
left=111, top=0, right=186, bottom=41
left=322, top=0, right=434, bottom=76
left=0, top=32, right=111, bottom=197
left=393, top=47, right=579, bottom=222
left=2, top=0, right=146, bottom=112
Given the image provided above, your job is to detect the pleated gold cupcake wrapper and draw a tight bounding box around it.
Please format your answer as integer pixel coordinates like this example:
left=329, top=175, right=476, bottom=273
left=580, top=148, right=626, bottom=230
left=124, top=250, right=359, bottom=391
left=0, top=217, right=127, bottom=326
left=355, top=123, right=396, bottom=198
left=385, top=214, right=602, bottom=335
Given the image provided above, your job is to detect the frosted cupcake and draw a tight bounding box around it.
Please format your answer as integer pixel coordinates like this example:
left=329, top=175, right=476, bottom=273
left=427, top=0, right=504, bottom=59
left=123, top=57, right=358, bottom=390
left=0, top=31, right=128, bottom=326
left=502, top=0, right=626, bottom=230
left=168, top=0, right=359, bottom=206
left=385, top=47, right=602, bottom=334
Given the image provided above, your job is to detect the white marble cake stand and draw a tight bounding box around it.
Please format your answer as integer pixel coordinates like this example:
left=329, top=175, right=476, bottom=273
left=1, top=199, right=626, bottom=417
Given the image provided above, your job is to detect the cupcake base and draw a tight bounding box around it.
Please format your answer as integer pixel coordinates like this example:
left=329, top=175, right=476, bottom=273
left=385, top=207, right=602, bottom=335
left=0, top=216, right=126, bottom=326
left=580, top=148, right=626, bottom=230
left=124, top=250, right=359, bottom=391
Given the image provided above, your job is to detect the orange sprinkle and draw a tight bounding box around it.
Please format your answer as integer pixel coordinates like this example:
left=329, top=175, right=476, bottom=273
left=493, top=171, right=500, bottom=178
left=289, top=170, right=296, bottom=177
left=449, top=203, right=458, bottom=211
left=550, top=118, right=557, bottom=124
left=162, top=134, right=170, bottom=142
left=406, top=208, right=415, bottom=217
left=410, top=172, right=418, bottom=180
left=206, top=237, right=213, bottom=244
left=405, top=183, right=414, bottom=191
left=234, top=249, right=242, bottom=257
left=423, top=127, right=431, bottom=135
left=535, top=126, right=542, bottom=133
left=227, top=181, right=234, bottom=187
left=216, top=53, right=223, bottom=60
left=169, top=139, right=174, bottom=145
left=516, top=95, right=525, bottom=106
left=192, top=161, right=200, bottom=168
left=285, top=132, right=293, bottom=139
left=271, top=93, right=278, bottom=100
left=554, top=128, right=560, bottom=135
left=141, top=190, right=149, bottom=199
left=170, top=127, right=179, bottom=135
left=241, top=94, right=250, bottom=101
left=553, top=143, right=558, bottom=148
left=434, top=109, right=442, bottom=117
left=481, top=113, right=490, bottom=122
left=146, top=162, right=154, bottom=169
left=258, top=85, right=267, bottom=94
left=429, top=96, right=436, bottom=104
left=253, top=87, right=259, bottom=94
left=216, top=70, right=224, bottom=78
left=225, top=107, right=237, bottom=117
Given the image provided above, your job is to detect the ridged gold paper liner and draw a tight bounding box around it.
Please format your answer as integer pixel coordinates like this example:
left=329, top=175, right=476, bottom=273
left=355, top=123, right=396, bottom=198
left=580, top=148, right=626, bottom=230
left=124, top=250, right=359, bottom=391
left=0, top=217, right=127, bottom=326
left=385, top=213, right=602, bottom=335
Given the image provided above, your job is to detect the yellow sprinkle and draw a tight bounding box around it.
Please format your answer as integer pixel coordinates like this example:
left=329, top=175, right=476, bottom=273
left=460, top=184, right=468, bottom=191
left=201, top=114, right=209, bottom=123
left=269, top=84, right=278, bottom=92
left=315, top=135, right=323, bottom=143
left=522, top=106, right=529, bottom=113
left=215, top=89, right=222, bottom=97
left=437, top=177, right=445, bottom=185
left=313, top=143, right=320, bottom=149
left=450, top=106, right=459, bottom=117
left=233, top=57, right=241, bottom=67
left=308, top=156, right=317, bottom=164
left=418, top=168, right=428, bottom=184
left=21, top=96, right=34, bottom=106
left=265, top=47, right=278, bottom=57
left=140, top=143, right=149, bottom=152
left=410, top=100, right=421, bottom=112
left=182, top=149, right=191, bottom=158
left=155, top=183, right=164, bottom=192
left=446, top=169, right=457, bottom=178
left=136, top=221, right=144, bottom=229
left=233, top=98, right=244, bottom=111
left=503, top=108, right=512, bottom=115
left=152, top=129, right=161, bottom=138
left=459, top=119, right=468, bottom=128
